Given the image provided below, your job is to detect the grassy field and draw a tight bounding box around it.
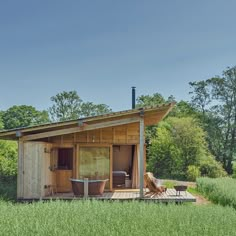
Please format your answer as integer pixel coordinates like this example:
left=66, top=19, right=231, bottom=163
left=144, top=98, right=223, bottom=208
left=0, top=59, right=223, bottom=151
left=1, top=177, right=236, bottom=235
left=0, top=200, right=236, bottom=236
left=197, top=177, right=236, bottom=209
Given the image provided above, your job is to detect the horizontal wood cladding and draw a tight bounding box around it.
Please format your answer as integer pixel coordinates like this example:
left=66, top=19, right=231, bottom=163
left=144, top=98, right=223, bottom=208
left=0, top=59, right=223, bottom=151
left=50, top=123, right=140, bottom=145
left=0, top=104, right=174, bottom=141
left=22, top=117, right=140, bottom=141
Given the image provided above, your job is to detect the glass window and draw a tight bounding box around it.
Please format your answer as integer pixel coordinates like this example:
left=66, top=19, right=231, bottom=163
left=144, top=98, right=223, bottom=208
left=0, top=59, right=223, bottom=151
left=57, top=148, right=73, bottom=170
left=78, top=147, right=110, bottom=188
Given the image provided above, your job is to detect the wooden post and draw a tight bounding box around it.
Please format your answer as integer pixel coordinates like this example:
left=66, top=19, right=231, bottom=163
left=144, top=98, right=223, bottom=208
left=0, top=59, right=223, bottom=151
left=139, top=112, right=144, bottom=198
left=84, top=178, right=88, bottom=198
left=17, top=140, right=24, bottom=199
left=110, top=145, right=113, bottom=191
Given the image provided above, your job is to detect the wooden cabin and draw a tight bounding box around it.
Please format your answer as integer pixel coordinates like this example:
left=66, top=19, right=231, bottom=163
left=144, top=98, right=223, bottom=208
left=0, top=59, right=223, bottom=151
left=0, top=104, right=174, bottom=200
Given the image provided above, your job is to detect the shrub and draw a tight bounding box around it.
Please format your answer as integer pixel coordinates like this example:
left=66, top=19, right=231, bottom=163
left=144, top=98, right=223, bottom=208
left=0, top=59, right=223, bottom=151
left=186, top=165, right=200, bottom=181
left=148, top=117, right=209, bottom=180
left=199, top=155, right=227, bottom=178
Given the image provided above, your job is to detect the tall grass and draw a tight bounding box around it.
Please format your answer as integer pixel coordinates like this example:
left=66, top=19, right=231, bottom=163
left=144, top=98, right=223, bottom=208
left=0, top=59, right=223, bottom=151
left=0, top=200, right=236, bottom=236
left=0, top=175, right=16, bottom=201
left=197, top=177, right=236, bottom=208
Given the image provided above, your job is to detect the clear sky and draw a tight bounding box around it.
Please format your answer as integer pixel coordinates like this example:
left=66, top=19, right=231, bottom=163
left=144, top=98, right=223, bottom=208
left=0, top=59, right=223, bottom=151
left=1, top=0, right=236, bottom=112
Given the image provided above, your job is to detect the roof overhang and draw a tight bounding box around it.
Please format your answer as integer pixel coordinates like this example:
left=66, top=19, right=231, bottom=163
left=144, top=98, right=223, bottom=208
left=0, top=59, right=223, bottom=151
left=0, top=103, right=175, bottom=141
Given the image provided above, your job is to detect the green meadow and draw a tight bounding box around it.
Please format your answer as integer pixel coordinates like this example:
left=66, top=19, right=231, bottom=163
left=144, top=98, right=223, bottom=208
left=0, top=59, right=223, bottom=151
left=0, top=199, right=236, bottom=236
left=2, top=177, right=236, bottom=235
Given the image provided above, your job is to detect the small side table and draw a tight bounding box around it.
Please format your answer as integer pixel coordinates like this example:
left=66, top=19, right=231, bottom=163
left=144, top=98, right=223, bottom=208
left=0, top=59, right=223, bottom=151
left=174, top=185, right=187, bottom=196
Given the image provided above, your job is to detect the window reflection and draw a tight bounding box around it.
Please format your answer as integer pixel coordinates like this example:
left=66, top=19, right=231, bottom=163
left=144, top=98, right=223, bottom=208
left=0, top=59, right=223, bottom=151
left=79, top=147, right=110, bottom=188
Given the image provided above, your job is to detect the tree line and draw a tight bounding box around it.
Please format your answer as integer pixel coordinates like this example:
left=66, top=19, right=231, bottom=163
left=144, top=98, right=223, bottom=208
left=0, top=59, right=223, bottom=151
left=0, top=91, right=112, bottom=130
left=146, top=66, right=236, bottom=179
left=1, top=66, right=236, bottom=180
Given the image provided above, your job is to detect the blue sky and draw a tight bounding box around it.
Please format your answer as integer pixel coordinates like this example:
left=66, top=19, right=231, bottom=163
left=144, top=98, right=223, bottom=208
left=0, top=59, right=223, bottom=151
left=1, top=0, right=236, bottom=112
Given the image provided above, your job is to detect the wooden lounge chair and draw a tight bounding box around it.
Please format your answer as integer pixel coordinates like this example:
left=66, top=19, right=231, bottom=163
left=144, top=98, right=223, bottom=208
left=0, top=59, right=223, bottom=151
left=144, top=172, right=167, bottom=198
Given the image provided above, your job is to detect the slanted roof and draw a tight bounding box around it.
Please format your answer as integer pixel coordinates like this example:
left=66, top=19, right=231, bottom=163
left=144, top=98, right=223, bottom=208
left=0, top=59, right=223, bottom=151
left=0, top=103, right=175, bottom=141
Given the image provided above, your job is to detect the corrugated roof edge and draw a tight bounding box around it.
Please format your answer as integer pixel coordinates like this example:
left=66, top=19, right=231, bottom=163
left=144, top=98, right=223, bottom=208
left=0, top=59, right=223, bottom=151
left=0, top=102, right=175, bottom=135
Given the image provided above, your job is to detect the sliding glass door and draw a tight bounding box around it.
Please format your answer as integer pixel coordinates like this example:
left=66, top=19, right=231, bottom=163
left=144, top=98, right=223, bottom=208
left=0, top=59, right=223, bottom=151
left=78, top=146, right=110, bottom=189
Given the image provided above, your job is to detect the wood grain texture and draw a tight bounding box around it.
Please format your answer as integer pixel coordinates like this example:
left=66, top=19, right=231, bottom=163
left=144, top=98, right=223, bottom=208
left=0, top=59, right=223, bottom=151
left=22, top=117, right=140, bottom=141
left=42, top=189, right=196, bottom=202
left=56, top=170, right=72, bottom=192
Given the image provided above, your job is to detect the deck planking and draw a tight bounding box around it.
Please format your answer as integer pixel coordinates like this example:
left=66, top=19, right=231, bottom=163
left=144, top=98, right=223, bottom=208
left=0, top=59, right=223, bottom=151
left=42, top=188, right=196, bottom=202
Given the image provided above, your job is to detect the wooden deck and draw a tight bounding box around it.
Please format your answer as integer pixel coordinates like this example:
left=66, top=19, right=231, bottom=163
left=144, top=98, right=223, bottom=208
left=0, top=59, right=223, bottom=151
left=43, top=188, right=196, bottom=202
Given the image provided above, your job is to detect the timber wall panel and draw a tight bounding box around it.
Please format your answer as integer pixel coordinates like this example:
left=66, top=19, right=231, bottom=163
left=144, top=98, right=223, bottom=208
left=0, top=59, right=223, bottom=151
left=50, top=123, right=140, bottom=145
left=113, top=126, right=126, bottom=143
left=87, top=130, right=100, bottom=143
left=77, top=132, right=87, bottom=143
left=101, top=128, right=113, bottom=142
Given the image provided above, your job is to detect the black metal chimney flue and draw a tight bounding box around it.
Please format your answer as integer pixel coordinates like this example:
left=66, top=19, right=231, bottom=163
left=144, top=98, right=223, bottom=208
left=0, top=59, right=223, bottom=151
left=132, top=86, right=136, bottom=109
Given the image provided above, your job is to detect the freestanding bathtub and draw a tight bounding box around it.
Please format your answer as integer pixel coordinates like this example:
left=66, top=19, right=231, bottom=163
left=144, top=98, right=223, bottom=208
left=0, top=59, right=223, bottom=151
left=70, top=178, right=109, bottom=196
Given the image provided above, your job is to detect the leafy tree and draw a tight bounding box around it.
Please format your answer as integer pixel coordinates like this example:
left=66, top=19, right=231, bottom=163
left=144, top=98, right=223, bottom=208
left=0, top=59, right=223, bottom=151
left=190, top=66, right=236, bottom=174
left=0, top=111, right=4, bottom=130
left=0, top=140, right=17, bottom=176
left=148, top=120, right=182, bottom=178
left=169, top=100, right=198, bottom=118
left=80, top=102, right=112, bottom=117
left=49, top=91, right=82, bottom=122
left=148, top=117, right=225, bottom=179
left=186, top=165, right=201, bottom=181
left=49, top=90, right=112, bottom=122
left=136, top=93, right=166, bottom=108
left=167, top=95, right=176, bottom=103
left=189, top=81, right=211, bottom=116
left=199, top=154, right=227, bottom=178
left=2, top=105, right=49, bottom=130
left=168, top=117, right=207, bottom=172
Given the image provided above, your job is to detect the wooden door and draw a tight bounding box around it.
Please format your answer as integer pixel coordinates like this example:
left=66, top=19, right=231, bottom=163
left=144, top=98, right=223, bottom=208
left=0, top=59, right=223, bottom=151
left=56, top=170, right=72, bottom=192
